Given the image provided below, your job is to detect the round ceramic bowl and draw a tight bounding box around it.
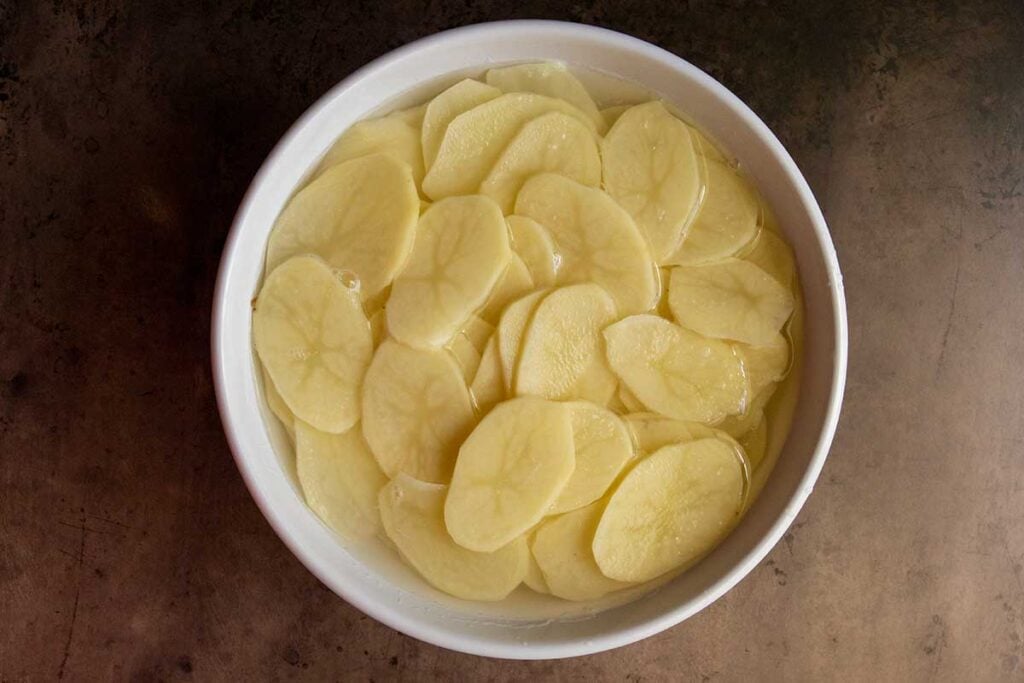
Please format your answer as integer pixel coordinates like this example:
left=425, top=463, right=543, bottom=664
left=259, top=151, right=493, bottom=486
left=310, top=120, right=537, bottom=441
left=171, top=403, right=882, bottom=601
left=212, top=20, right=847, bottom=660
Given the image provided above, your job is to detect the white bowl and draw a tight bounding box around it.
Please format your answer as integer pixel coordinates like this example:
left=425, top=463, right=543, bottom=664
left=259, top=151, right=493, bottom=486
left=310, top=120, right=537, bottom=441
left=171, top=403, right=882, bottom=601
left=212, top=20, right=847, bottom=660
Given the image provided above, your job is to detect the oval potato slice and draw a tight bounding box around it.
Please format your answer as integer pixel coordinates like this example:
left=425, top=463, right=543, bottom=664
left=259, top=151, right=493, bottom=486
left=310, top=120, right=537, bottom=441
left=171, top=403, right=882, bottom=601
left=445, top=397, right=575, bottom=552
left=742, top=226, right=797, bottom=290
left=379, top=475, right=528, bottom=601
left=421, top=78, right=501, bottom=169
left=254, top=256, right=372, bottom=434
left=515, top=173, right=657, bottom=315
left=593, top=438, right=744, bottom=582
left=668, top=259, right=795, bottom=346
left=485, top=62, right=604, bottom=133
left=265, top=154, right=419, bottom=299
left=315, top=109, right=425, bottom=188
left=296, top=422, right=388, bottom=540
left=446, top=333, right=483, bottom=382
left=508, top=215, right=560, bottom=287
left=739, top=415, right=768, bottom=471
left=623, top=413, right=717, bottom=454
left=361, top=340, right=475, bottom=483
left=386, top=196, right=511, bottom=349
left=604, top=315, right=747, bottom=423
left=523, top=546, right=551, bottom=594
left=549, top=403, right=634, bottom=515
left=469, top=334, right=505, bottom=414
left=478, top=252, right=535, bottom=322
left=735, top=332, right=790, bottom=399
left=260, top=366, right=295, bottom=441
left=600, top=104, right=632, bottom=130
left=497, top=290, right=548, bottom=392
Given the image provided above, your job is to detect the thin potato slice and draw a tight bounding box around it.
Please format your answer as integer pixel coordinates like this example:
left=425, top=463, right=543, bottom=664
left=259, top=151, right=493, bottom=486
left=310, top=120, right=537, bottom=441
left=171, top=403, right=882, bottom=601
left=716, top=382, right=774, bottom=439
left=497, top=290, right=548, bottom=391
left=624, top=413, right=717, bottom=454
left=508, top=215, right=560, bottom=287
left=736, top=332, right=790, bottom=399
left=593, top=438, right=744, bottom=582
left=265, top=154, right=419, bottom=299
left=666, top=159, right=760, bottom=266
left=261, top=366, right=295, bottom=441
left=604, top=315, right=747, bottom=423
left=296, top=422, right=388, bottom=540
left=469, top=334, right=504, bottom=414
left=485, top=62, right=604, bottom=132
left=690, top=126, right=729, bottom=164
left=549, top=403, right=634, bottom=515
left=478, top=253, right=535, bottom=322
left=446, top=333, right=482, bottom=382
left=523, top=547, right=550, bottom=594
left=617, top=384, right=647, bottom=414
left=533, top=502, right=632, bottom=601
left=361, top=340, right=475, bottom=483
left=516, top=284, right=618, bottom=401
left=458, top=315, right=495, bottom=352
left=600, top=104, right=632, bottom=130
left=515, top=173, right=657, bottom=314
left=740, top=415, right=768, bottom=470
left=315, top=109, right=425, bottom=188
left=422, top=93, right=597, bottom=199
left=386, top=196, right=510, bottom=349
left=602, top=102, right=703, bottom=262
left=480, top=112, right=601, bottom=213
left=743, top=226, right=797, bottom=290
left=668, top=259, right=795, bottom=346
left=368, top=310, right=386, bottom=348
left=421, top=79, right=501, bottom=169
left=445, top=397, right=575, bottom=552
left=254, top=256, right=372, bottom=434
left=379, top=475, right=527, bottom=601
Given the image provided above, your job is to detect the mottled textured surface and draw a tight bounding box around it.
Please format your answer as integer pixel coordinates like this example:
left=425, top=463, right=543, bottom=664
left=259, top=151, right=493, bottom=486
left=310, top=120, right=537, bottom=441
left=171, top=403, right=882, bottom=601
left=2, top=1, right=1023, bottom=680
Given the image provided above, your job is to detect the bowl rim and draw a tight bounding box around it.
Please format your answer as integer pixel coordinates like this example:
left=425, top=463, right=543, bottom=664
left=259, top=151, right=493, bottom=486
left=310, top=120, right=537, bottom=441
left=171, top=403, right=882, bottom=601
left=212, top=19, right=848, bottom=659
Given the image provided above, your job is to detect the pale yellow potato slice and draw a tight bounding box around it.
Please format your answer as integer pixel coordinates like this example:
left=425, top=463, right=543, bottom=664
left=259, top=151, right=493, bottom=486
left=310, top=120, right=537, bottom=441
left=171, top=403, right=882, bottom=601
left=604, top=315, right=748, bottom=423
left=716, top=382, right=775, bottom=439
left=368, top=309, right=386, bottom=348
left=690, top=125, right=729, bottom=164
left=739, top=415, right=768, bottom=470
left=421, top=78, right=501, bottom=169
left=523, top=546, right=550, bottom=594
left=533, top=502, right=632, bottom=601
left=361, top=340, right=475, bottom=483
left=480, top=112, right=601, bottom=213
left=315, top=109, right=425, bottom=188
left=379, top=475, right=527, bottom=601
left=485, top=62, right=604, bottom=132
left=254, top=256, right=372, bottom=434
left=515, top=174, right=657, bottom=314
left=617, top=384, right=647, bottom=414
left=386, top=196, right=511, bottom=349
left=549, top=403, right=634, bottom=514
left=261, top=366, right=295, bottom=441
left=624, top=413, right=717, bottom=454
left=265, top=154, right=419, bottom=300
left=666, top=159, right=760, bottom=266
left=668, top=259, right=795, bottom=346
left=391, top=103, right=426, bottom=127
left=478, top=253, right=535, bottom=322
left=496, top=290, right=548, bottom=391
left=508, top=216, right=559, bottom=287
left=600, top=104, right=631, bottom=129
left=515, top=284, right=618, bottom=401
left=736, top=332, right=790, bottom=399
left=742, top=226, right=797, bottom=289
left=422, top=93, right=597, bottom=200
left=296, top=421, right=388, bottom=540
left=445, top=397, right=576, bottom=552
left=469, top=334, right=505, bottom=414
left=593, top=438, right=744, bottom=582
left=446, top=333, right=483, bottom=382
left=572, top=361, right=620, bottom=407
left=602, top=101, right=703, bottom=262
left=458, top=315, right=495, bottom=352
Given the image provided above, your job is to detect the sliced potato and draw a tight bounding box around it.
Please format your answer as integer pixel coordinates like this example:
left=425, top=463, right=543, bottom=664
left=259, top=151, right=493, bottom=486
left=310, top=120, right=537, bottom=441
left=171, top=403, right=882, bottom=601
left=604, top=315, right=747, bottom=423
left=386, top=196, right=510, bottom=349
left=447, top=333, right=483, bottom=382
left=458, top=315, right=495, bottom=352
left=316, top=110, right=424, bottom=188
left=523, top=547, right=550, bottom=594
left=740, top=415, right=768, bottom=470
left=601, top=101, right=703, bottom=262
left=549, top=403, right=634, bottom=515
left=480, top=111, right=601, bottom=213
left=516, top=284, right=618, bottom=401
left=742, top=226, right=796, bottom=289
left=532, top=502, right=632, bottom=601
left=593, top=438, right=744, bottom=582
left=421, top=78, right=501, bottom=168
left=508, top=215, right=559, bottom=287
left=485, top=62, right=604, bottom=132
left=623, top=413, right=717, bottom=454
left=379, top=475, right=527, bottom=601
left=715, top=382, right=774, bottom=439
left=469, top=334, right=505, bottom=414
left=478, top=253, right=535, bottom=322
left=261, top=366, right=295, bottom=441
left=361, top=340, right=475, bottom=483
left=690, top=125, right=729, bottom=164
left=445, top=397, right=575, bottom=552
left=572, top=360, right=619, bottom=407
left=668, top=259, right=795, bottom=346
left=617, top=384, right=647, bottom=414
left=254, top=256, right=372, bottom=434
left=266, top=154, right=419, bottom=299
left=600, top=104, right=631, bottom=129
left=515, top=173, right=657, bottom=314
left=736, top=332, right=790, bottom=399
left=666, top=159, right=759, bottom=265
left=368, top=309, right=386, bottom=348
left=422, top=93, right=597, bottom=199
left=497, top=290, right=548, bottom=392
left=296, top=422, right=388, bottom=540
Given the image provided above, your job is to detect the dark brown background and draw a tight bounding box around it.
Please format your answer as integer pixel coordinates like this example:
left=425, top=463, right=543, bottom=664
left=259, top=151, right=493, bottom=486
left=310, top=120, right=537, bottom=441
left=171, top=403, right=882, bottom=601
left=2, top=1, right=1023, bottom=680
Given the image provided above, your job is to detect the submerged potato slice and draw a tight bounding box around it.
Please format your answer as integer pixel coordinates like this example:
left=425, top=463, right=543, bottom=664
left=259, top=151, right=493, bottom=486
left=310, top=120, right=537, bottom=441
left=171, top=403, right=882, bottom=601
left=480, top=112, right=601, bottom=213
left=469, top=334, right=505, bottom=414
left=716, top=382, right=775, bottom=439
left=316, top=110, right=425, bottom=188
left=593, top=438, right=744, bottom=582
left=458, top=315, right=495, bottom=352
left=386, top=196, right=510, bottom=349
left=516, top=284, right=618, bottom=401
left=261, top=366, right=296, bottom=440
left=421, top=78, right=501, bottom=169
left=478, top=253, right=535, bottom=322
left=736, top=332, right=790, bottom=399
left=690, top=126, right=729, bottom=164
left=379, top=475, right=527, bottom=601
left=422, top=93, right=597, bottom=199
left=743, top=226, right=797, bottom=290
left=497, top=290, right=548, bottom=391
left=523, top=546, right=550, bottom=594
left=361, top=340, right=475, bottom=483
left=549, top=403, right=634, bottom=514
left=515, top=174, right=657, bottom=314
left=508, top=215, right=560, bottom=287
left=604, top=315, right=747, bottom=423
left=602, top=102, right=703, bottom=262
left=740, top=415, right=769, bottom=470
left=445, top=397, right=575, bottom=552
left=624, top=413, right=717, bottom=454
left=485, top=62, right=604, bottom=132
left=446, top=333, right=483, bottom=382
left=666, top=159, right=760, bottom=265
left=296, top=422, right=388, bottom=540
left=533, top=502, right=632, bottom=601
left=600, top=104, right=632, bottom=130
left=254, top=256, right=372, bottom=434
left=668, top=259, right=795, bottom=346
left=265, top=154, right=419, bottom=299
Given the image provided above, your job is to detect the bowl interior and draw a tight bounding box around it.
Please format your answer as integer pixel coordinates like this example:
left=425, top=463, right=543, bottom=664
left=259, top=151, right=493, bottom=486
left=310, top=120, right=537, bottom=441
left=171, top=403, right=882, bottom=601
left=214, top=20, right=846, bottom=659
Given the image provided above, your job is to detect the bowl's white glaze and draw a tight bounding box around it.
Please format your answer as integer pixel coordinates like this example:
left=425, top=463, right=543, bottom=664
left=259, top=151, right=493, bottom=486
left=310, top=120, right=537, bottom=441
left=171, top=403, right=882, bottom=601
left=212, top=20, right=847, bottom=659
